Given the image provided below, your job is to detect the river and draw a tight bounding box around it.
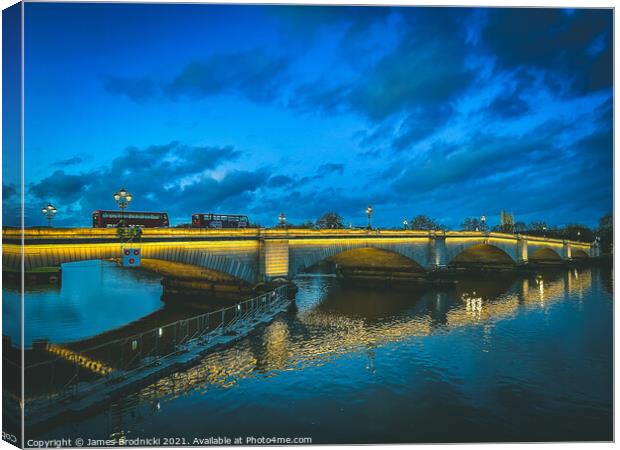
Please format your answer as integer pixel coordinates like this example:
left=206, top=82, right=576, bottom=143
left=10, top=261, right=613, bottom=443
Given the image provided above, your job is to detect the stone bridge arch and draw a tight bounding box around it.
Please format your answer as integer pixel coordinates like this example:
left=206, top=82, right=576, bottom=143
left=143, top=247, right=257, bottom=284
left=288, top=239, right=431, bottom=277
left=328, top=247, right=425, bottom=271
left=529, top=246, right=562, bottom=262
left=447, top=243, right=516, bottom=266
left=444, top=238, right=519, bottom=265
left=527, top=242, right=567, bottom=262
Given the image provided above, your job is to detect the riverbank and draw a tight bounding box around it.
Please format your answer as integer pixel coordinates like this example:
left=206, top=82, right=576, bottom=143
left=3, top=265, right=61, bottom=285
left=17, top=287, right=293, bottom=434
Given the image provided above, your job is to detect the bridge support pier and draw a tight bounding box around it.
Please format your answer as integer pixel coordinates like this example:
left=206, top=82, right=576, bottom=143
left=517, top=237, right=528, bottom=264
left=259, top=239, right=289, bottom=281
left=428, top=235, right=447, bottom=269
left=562, top=241, right=572, bottom=261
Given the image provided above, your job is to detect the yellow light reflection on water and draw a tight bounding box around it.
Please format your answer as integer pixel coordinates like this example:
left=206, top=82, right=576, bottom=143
left=45, top=344, right=113, bottom=376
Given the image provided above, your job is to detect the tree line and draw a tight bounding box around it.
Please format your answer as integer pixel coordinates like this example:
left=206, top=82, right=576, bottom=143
left=286, top=212, right=613, bottom=254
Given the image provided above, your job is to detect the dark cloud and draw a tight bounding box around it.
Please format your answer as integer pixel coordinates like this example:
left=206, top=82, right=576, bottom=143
left=175, top=169, right=270, bottom=214
left=393, top=105, right=454, bottom=150
left=267, top=175, right=295, bottom=188
left=482, top=8, right=612, bottom=95
left=289, top=82, right=348, bottom=115
left=104, top=48, right=291, bottom=105
left=106, top=142, right=241, bottom=180
left=379, top=111, right=612, bottom=228
left=166, top=49, right=290, bottom=103
left=289, top=9, right=476, bottom=157
left=389, top=141, right=491, bottom=192
left=27, top=142, right=260, bottom=225
left=270, top=5, right=394, bottom=60
left=389, top=119, right=573, bottom=194
left=294, top=10, right=474, bottom=121
left=298, top=162, right=345, bottom=184
left=355, top=122, right=395, bottom=150
left=348, top=34, right=472, bottom=120
left=30, top=171, right=93, bottom=203
left=104, top=75, right=157, bottom=102
left=52, top=155, right=89, bottom=168
left=485, top=90, right=530, bottom=119
left=270, top=6, right=393, bottom=38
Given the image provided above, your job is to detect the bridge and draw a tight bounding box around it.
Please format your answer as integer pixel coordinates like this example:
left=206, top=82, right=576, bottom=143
left=3, top=228, right=597, bottom=287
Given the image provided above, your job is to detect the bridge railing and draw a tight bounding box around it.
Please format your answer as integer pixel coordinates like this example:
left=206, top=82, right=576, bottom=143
left=19, top=285, right=289, bottom=407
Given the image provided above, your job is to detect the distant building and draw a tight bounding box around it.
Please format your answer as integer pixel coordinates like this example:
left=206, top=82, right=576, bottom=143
left=500, top=210, right=515, bottom=232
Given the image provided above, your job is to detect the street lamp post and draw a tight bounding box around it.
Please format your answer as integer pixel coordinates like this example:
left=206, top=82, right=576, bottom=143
left=278, top=212, right=286, bottom=228
left=542, top=225, right=547, bottom=239
left=366, top=205, right=373, bottom=230
left=41, top=203, right=57, bottom=227
left=480, top=215, right=486, bottom=232
left=113, top=187, right=132, bottom=227
left=403, top=219, right=408, bottom=230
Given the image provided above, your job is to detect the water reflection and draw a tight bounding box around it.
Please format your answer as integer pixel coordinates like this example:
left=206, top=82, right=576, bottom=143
left=3, top=261, right=244, bottom=349
left=28, top=266, right=613, bottom=443
left=4, top=261, right=165, bottom=347
left=124, top=268, right=598, bottom=404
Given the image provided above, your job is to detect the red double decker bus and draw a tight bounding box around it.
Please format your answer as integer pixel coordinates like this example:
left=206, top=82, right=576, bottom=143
left=191, top=213, right=249, bottom=229
left=92, top=210, right=169, bottom=228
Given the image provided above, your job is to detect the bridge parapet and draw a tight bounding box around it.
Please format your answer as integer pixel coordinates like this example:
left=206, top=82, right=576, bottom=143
left=2, top=227, right=263, bottom=242
left=4, top=228, right=595, bottom=283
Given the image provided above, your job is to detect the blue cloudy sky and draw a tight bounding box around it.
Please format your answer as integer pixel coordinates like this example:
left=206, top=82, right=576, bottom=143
left=3, top=4, right=613, bottom=228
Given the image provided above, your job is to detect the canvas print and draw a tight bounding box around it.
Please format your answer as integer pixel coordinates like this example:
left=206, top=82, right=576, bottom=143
left=2, top=2, right=613, bottom=447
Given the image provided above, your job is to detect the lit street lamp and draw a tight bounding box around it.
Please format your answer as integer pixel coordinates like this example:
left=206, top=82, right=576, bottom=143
left=113, top=187, right=132, bottom=227
left=403, top=219, right=408, bottom=230
left=366, top=205, right=373, bottom=230
left=577, top=230, right=581, bottom=242
left=278, top=212, right=286, bottom=227
left=114, top=187, right=132, bottom=210
left=41, top=203, right=57, bottom=227
left=481, top=215, right=486, bottom=232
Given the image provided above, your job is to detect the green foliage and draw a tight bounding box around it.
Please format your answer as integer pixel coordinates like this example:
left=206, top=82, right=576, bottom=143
left=316, top=212, right=344, bottom=229
left=295, top=220, right=316, bottom=229
left=491, top=224, right=516, bottom=233
left=528, top=221, right=548, bottom=231
left=410, top=215, right=445, bottom=231
left=461, top=217, right=482, bottom=231
left=519, top=220, right=603, bottom=244
left=561, top=223, right=595, bottom=242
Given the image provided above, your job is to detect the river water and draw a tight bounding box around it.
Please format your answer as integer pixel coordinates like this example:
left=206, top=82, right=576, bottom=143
left=13, top=262, right=613, bottom=443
